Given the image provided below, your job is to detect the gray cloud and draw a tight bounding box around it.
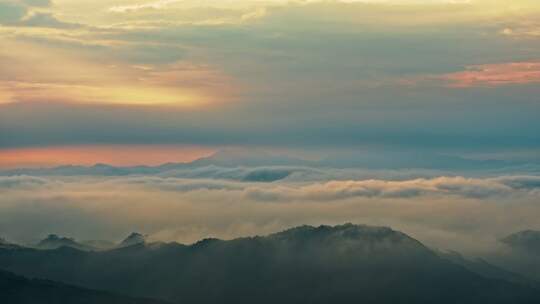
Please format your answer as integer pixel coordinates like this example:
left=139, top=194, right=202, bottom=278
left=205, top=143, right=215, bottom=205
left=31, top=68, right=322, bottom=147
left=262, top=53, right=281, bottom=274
left=21, top=0, right=51, bottom=7
left=0, top=2, right=27, bottom=23
left=0, top=175, right=50, bottom=189
left=0, top=0, right=75, bottom=28
left=20, top=12, right=80, bottom=28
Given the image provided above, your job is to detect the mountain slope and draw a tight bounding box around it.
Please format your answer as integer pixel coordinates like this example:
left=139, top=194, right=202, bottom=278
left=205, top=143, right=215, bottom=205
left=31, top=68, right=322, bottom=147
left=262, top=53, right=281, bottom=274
left=0, top=224, right=539, bottom=304
left=502, top=230, right=540, bottom=255
left=0, top=270, right=168, bottom=304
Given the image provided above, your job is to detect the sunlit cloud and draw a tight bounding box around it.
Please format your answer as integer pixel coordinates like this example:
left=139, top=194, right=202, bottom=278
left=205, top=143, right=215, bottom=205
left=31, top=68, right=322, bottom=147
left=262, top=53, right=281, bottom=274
left=0, top=39, right=238, bottom=106
left=109, top=0, right=181, bottom=13
left=438, top=62, right=540, bottom=88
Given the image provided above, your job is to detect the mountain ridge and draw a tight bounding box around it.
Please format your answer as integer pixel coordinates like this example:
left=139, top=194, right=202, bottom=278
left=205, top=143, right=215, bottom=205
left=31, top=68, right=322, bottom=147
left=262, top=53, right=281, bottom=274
left=0, top=224, right=539, bottom=304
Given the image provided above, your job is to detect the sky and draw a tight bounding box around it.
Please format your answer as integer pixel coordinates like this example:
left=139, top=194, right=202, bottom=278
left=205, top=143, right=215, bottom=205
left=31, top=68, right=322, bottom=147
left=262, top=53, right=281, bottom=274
left=0, top=0, right=539, bottom=166
left=0, top=0, right=539, bottom=250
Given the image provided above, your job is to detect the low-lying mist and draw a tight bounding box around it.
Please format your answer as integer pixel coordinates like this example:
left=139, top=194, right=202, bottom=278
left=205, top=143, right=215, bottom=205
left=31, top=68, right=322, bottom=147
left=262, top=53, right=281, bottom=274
left=1, top=171, right=539, bottom=257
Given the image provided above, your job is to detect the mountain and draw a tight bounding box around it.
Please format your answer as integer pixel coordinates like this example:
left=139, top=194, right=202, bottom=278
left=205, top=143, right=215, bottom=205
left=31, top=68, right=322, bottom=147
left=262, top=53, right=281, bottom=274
left=82, top=240, right=116, bottom=250
left=482, top=230, right=540, bottom=283
left=118, top=233, right=146, bottom=248
left=502, top=230, right=540, bottom=255
left=3, top=148, right=534, bottom=179
left=0, top=224, right=539, bottom=304
left=185, top=149, right=315, bottom=168
left=0, top=270, right=169, bottom=304
left=36, top=234, right=93, bottom=251
left=439, top=250, right=539, bottom=289
left=0, top=237, right=20, bottom=249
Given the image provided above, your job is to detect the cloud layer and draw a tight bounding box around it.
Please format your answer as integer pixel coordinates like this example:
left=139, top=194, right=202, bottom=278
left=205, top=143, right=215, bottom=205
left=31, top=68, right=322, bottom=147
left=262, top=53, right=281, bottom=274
left=1, top=172, right=539, bottom=254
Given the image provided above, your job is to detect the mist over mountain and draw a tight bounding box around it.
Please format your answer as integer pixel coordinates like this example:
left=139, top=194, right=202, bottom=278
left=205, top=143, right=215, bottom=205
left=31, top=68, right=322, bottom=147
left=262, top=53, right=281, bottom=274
left=502, top=230, right=540, bottom=255
left=119, top=233, right=146, bottom=248
left=478, top=231, right=540, bottom=284
left=0, top=237, right=20, bottom=250
left=36, top=234, right=93, bottom=251
left=0, top=224, right=539, bottom=304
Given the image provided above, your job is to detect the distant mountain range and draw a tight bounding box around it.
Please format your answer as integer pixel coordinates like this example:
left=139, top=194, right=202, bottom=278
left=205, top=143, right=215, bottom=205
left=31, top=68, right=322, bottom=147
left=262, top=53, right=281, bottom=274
left=26, top=232, right=147, bottom=252
left=2, top=149, right=538, bottom=180
left=1, top=224, right=539, bottom=304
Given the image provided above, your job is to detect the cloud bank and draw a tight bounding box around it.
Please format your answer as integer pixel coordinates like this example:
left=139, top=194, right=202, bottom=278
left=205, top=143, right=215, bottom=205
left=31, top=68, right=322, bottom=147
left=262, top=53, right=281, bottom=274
left=1, top=173, right=539, bottom=254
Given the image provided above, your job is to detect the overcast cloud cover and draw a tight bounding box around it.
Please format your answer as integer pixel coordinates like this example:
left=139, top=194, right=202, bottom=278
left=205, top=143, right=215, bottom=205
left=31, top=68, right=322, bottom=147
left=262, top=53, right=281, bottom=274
left=1, top=0, right=539, bottom=154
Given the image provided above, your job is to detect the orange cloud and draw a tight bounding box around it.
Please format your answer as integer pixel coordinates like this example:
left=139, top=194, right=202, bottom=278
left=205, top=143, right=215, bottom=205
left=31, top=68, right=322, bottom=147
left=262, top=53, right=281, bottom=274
left=0, top=145, right=215, bottom=169
left=439, top=61, right=540, bottom=88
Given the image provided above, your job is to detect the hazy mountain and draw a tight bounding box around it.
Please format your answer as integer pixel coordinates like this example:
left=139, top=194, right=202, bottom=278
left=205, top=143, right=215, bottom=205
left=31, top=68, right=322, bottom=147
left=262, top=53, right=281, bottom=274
left=82, top=240, right=116, bottom=251
left=36, top=234, right=93, bottom=251
left=0, top=237, right=20, bottom=250
left=2, top=149, right=535, bottom=179
left=502, top=230, right=540, bottom=255
left=118, top=233, right=146, bottom=248
left=0, top=224, right=539, bottom=304
left=439, top=250, right=539, bottom=289
left=0, top=270, right=169, bottom=304
left=481, top=230, right=540, bottom=283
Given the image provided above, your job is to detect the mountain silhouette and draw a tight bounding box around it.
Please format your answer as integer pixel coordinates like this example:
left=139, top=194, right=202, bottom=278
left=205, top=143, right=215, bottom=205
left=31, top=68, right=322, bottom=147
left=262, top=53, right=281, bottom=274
left=36, top=234, right=93, bottom=251
left=0, top=224, right=539, bottom=304
left=118, top=232, right=146, bottom=248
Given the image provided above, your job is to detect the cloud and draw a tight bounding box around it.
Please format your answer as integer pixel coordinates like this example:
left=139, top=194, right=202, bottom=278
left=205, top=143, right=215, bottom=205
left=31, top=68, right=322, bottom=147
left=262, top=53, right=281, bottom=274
left=495, top=176, right=540, bottom=190
left=243, top=176, right=540, bottom=202
left=19, top=12, right=80, bottom=29
left=0, top=175, right=50, bottom=189
left=0, top=2, right=27, bottom=24
left=21, top=0, right=51, bottom=7
left=3, top=174, right=534, bottom=200
left=436, top=62, right=540, bottom=88
left=109, top=0, right=180, bottom=13
left=1, top=0, right=540, bottom=160
left=0, top=0, right=73, bottom=28
left=1, top=173, right=539, bottom=254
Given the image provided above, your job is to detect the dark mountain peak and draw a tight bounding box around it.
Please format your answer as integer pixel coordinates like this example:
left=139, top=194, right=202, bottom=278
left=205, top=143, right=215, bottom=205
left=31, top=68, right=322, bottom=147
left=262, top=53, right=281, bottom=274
left=502, top=230, right=540, bottom=254
left=267, top=223, right=428, bottom=257
left=37, top=234, right=91, bottom=251
left=43, top=234, right=67, bottom=241
left=119, top=232, right=147, bottom=247
left=40, top=234, right=77, bottom=245
left=272, top=223, right=408, bottom=242
left=191, top=238, right=222, bottom=248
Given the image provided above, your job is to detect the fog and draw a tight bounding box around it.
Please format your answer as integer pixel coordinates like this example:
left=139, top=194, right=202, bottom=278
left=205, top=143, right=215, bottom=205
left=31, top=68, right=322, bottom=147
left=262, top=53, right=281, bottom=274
left=1, top=173, right=539, bottom=256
